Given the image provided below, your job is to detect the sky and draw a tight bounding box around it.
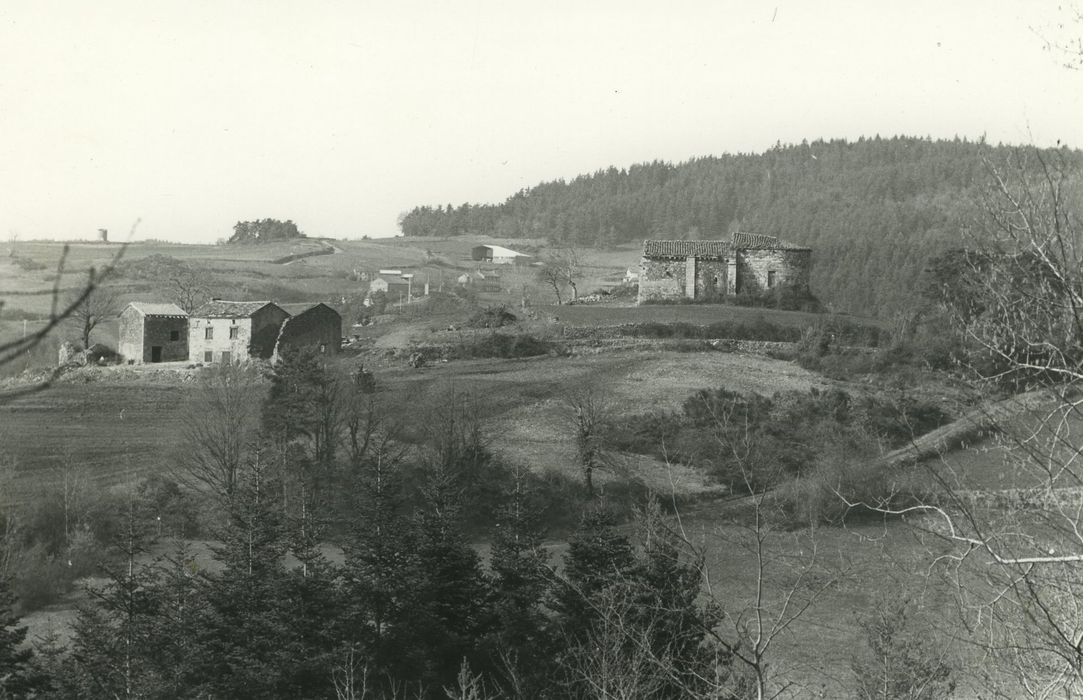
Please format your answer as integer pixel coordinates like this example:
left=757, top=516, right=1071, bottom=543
left=1, top=1, right=1081, bottom=243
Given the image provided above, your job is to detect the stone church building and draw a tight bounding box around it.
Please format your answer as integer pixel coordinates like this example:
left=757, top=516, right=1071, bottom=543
left=637, top=232, right=811, bottom=304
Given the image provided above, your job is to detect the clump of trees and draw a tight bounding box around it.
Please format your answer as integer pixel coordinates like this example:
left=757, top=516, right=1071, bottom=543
left=607, top=386, right=949, bottom=499
left=228, top=219, right=305, bottom=244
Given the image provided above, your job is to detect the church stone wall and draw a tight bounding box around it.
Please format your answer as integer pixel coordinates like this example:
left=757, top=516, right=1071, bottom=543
left=735, top=249, right=811, bottom=294
left=637, top=240, right=811, bottom=304
left=638, top=258, right=688, bottom=302
left=694, top=258, right=729, bottom=301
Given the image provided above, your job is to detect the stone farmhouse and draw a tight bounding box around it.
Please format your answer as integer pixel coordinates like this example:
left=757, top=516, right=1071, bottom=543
left=118, top=298, right=343, bottom=365
left=118, top=302, right=189, bottom=364
left=637, top=232, right=811, bottom=304
left=188, top=300, right=290, bottom=364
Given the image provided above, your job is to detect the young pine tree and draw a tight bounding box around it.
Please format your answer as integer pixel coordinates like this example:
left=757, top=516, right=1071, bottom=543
left=410, top=464, right=491, bottom=692
left=343, top=448, right=422, bottom=686
left=0, top=576, right=35, bottom=699
left=63, top=497, right=165, bottom=699
left=198, top=446, right=334, bottom=699
left=484, top=465, right=557, bottom=697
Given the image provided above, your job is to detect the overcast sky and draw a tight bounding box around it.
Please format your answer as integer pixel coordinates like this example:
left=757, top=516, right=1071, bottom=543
left=1, top=1, right=1080, bottom=243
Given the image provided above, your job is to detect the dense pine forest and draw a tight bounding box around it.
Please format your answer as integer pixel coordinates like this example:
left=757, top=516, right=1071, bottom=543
left=399, top=137, right=1083, bottom=317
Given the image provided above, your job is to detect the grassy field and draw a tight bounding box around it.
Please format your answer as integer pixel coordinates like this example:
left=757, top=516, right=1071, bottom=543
left=0, top=373, right=204, bottom=504
left=0, top=344, right=841, bottom=504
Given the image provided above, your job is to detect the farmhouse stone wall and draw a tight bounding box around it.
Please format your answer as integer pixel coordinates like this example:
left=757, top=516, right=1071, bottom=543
left=118, top=306, right=188, bottom=363
left=144, top=317, right=188, bottom=362
left=189, top=318, right=255, bottom=364
left=118, top=306, right=143, bottom=362
left=189, top=306, right=288, bottom=363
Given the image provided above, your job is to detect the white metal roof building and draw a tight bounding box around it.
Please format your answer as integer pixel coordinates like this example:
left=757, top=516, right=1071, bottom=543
left=470, top=244, right=531, bottom=265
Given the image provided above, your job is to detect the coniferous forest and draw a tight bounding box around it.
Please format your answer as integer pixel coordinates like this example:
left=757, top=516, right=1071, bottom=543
left=399, top=137, right=1083, bottom=317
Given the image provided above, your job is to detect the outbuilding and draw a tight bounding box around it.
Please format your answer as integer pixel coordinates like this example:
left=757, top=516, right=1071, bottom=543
left=118, top=302, right=189, bottom=364
left=470, top=244, right=531, bottom=265
left=276, top=302, right=342, bottom=356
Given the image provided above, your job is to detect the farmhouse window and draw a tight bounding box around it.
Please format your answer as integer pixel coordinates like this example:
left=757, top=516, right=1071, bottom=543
left=767, top=271, right=777, bottom=288
left=205, top=327, right=214, bottom=340
left=170, top=330, right=180, bottom=341
left=204, top=351, right=213, bottom=362
left=229, top=327, right=239, bottom=339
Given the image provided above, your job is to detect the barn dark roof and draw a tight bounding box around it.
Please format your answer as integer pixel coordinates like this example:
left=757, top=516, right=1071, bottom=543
left=278, top=302, right=339, bottom=317
left=192, top=300, right=282, bottom=318
left=642, top=240, right=730, bottom=258
left=126, top=302, right=187, bottom=317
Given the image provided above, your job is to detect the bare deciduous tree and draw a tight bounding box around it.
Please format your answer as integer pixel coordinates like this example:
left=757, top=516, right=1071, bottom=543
left=842, top=147, right=1083, bottom=696
left=177, top=363, right=263, bottom=512
left=566, top=390, right=610, bottom=499
left=160, top=259, right=211, bottom=314
left=67, top=282, right=119, bottom=350
left=537, top=247, right=582, bottom=305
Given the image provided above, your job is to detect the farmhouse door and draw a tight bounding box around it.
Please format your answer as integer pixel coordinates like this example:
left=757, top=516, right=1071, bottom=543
left=151, top=346, right=162, bottom=362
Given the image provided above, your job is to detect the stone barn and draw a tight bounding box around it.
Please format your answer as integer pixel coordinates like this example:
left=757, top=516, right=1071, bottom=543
left=637, top=233, right=811, bottom=304
left=118, top=302, right=189, bottom=364
left=188, top=300, right=289, bottom=363
left=276, top=303, right=342, bottom=356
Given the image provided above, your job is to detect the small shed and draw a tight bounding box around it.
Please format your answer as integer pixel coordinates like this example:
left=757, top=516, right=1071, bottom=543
left=277, top=303, right=343, bottom=356
left=118, top=302, right=189, bottom=364
left=369, top=275, right=410, bottom=300
left=457, top=269, right=502, bottom=292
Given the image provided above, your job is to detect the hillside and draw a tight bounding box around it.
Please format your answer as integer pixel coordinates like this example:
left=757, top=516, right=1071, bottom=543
left=399, top=136, right=1083, bottom=317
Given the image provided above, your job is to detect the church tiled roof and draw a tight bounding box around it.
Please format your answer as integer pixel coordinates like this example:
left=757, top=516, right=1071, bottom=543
left=642, top=233, right=810, bottom=258
left=641, top=240, right=730, bottom=258
left=730, top=232, right=810, bottom=251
